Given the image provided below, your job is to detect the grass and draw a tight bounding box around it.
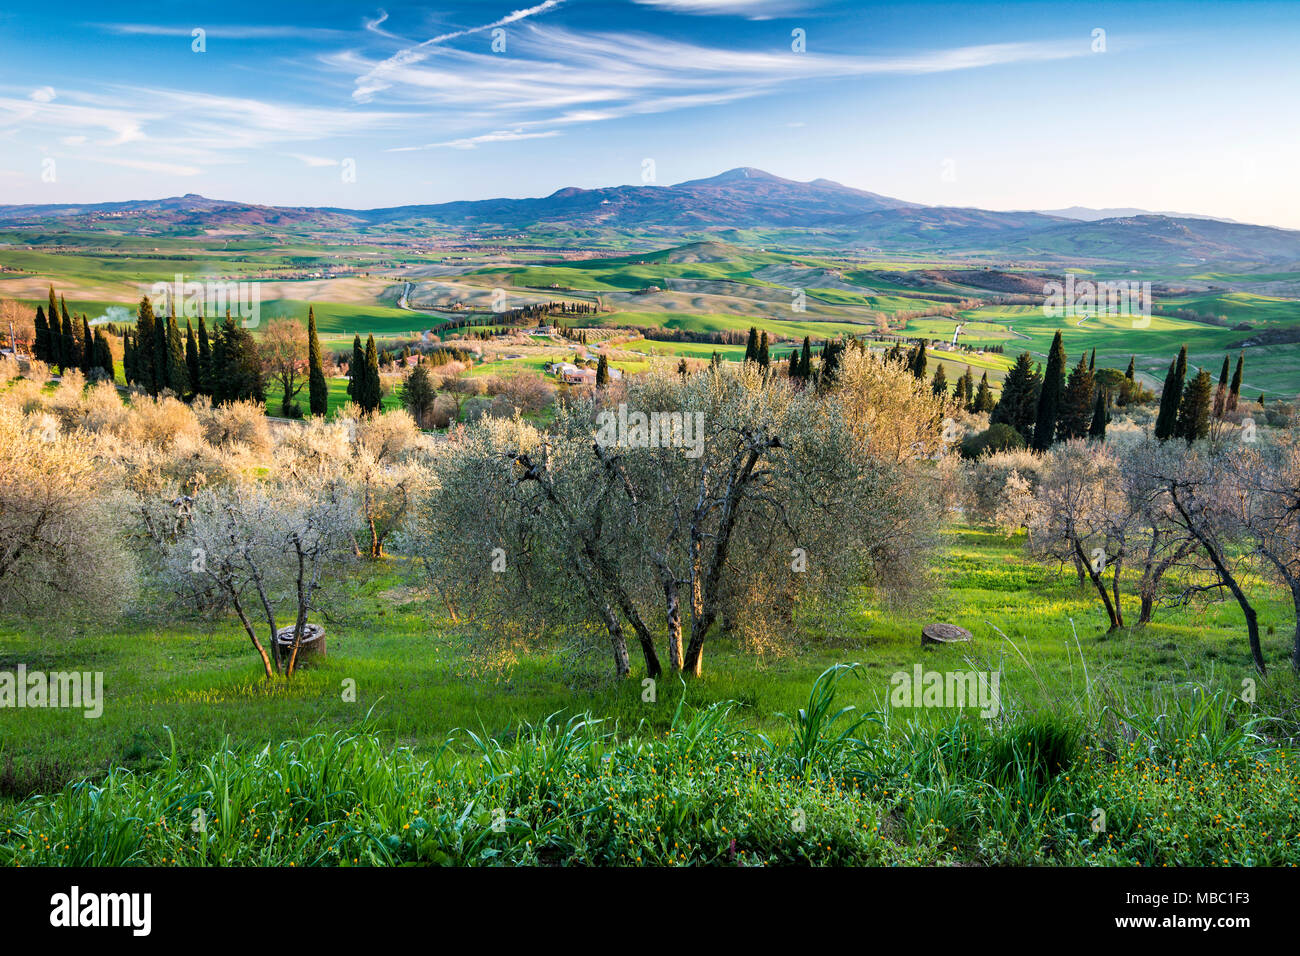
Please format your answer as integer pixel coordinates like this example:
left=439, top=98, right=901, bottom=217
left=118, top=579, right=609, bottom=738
left=262, top=375, right=402, bottom=419
left=1, top=665, right=1295, bottom=866
left=1, top=525, right=1295, bottom=803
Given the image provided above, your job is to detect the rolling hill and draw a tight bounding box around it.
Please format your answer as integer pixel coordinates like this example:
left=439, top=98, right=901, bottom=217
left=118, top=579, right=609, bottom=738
left=2, top=168, right=1298, bottom=266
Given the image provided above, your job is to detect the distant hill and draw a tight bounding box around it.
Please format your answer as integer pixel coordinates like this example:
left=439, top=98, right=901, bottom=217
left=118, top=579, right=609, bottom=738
left=1035, top=205, right=1240, bottom=224
left=2, top=169, right=1297, bottom=266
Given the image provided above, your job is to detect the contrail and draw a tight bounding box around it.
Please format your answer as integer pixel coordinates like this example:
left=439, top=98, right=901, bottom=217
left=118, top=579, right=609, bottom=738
left=354, top=1, right=565, bottom=100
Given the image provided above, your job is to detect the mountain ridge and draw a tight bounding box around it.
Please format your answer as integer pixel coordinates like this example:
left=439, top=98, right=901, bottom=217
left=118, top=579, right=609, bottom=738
left=1, top=168, right=1296, bottom=266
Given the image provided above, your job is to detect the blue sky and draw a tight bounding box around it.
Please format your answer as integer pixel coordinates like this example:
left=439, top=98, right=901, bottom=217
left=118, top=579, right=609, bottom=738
left=1, top=0, right=1297, bottom=226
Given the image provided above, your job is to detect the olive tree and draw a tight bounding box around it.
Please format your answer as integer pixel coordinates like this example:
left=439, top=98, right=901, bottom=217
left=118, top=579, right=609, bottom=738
left=164, top=474, right=356, bottom=678
left=409, top=363, right=933, bottom=679
left=0, top=408, right=137, bottom=616
left=1224, top=433, right=1300, bottom=671
left=1026, top=440, right=1127, bottom=631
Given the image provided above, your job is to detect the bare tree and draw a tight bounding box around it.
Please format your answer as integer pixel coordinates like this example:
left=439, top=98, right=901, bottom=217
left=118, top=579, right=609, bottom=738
left=1027, top=440, right=1125, bottom=631
left=165, top=475, right=356, bottom=678
left=1228, top=435, right=1300, bottom=671
left=1140, top=445, right=1268, bottom=674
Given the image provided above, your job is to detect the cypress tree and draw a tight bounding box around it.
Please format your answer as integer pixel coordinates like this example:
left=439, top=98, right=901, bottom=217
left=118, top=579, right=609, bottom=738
left=910, top=341, right=928, bottom=380
left=401, top=363, right=437, bottom=427
left=153, top=307, right=172, bottom=394
left=991, top=351, right=1041, bottom=442
left=973, top=372, right=994, bottom=413
left=820, top=339, right=846, bottom=385
left=134, top=297, right=157, bottom=394
left=1032, top=331, right=1067, bottom=451
left=44, top=287, right=58, bottom=366
left=123, top=331, right=135, bottom=385
left=197, top=315, right=212, bottom=397
left=1125, top=356, right=1135, bottom=381
left=185, top=320, right=200, bottom=396
left=308, top=307, right=328, bottom=417
left=798, top=336, right=812, bottom=382
left=1175, top=368, right=1212, bottom=443
left=744, top=327, right=759, bottom=363
left=1088, top=348, right=1096, bottom=372
left=166, top=316, right=189, bottom=397
left=757, top=331, right=770, bottom=369
left=1228, top=352, right=1243, bottom=412
left=59, top=296, right=77, bottom=371
left=347, top=334, right=364, bottom=400
left=60, top=311, right=76, bottom=374
left=787, top=350, right=798, bottom=378
left=1089, top=390, right=1108, bottom=440
left=210, top=317, right=264, bottom=405
left=1213, top=355, right=1230, bottom=418
left=33, top=306, right=49, bottom=363
left=362, top=334, right=381, bottom=412
left=1057, top=353, right=1095, bottom=441
left=931, top=362, right=948, bottom=396
left=101, top=330, right=111, bottom=378
left=595, top=353, right=610, bottom=388
left=79, top=316, right=94, bottom=375
left=1154, top=345, right=1187, bottom=440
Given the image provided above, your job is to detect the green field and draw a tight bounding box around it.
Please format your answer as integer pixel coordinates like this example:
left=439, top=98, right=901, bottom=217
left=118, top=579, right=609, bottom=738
left=2, top=522, right=1296, bottom=867
left=7, top=236, right=1299, bottom=401
left=1, top=524, right=1292, bottom=799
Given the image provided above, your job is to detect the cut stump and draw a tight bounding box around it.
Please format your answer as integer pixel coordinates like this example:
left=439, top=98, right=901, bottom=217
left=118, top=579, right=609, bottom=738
left=921, top=622, right=973, bottom=647
left=274, top=623, right=326, bottom=670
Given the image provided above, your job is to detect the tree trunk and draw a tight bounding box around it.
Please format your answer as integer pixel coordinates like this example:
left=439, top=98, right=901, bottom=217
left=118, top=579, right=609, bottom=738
left=1139, top=591, right=1154, bottom=625
left=230, top=592, right=275, bottom=679
left=1169, top=488, right=1265, bottom=674
left=1110, top=555, right=1125, bottom=629
left=664, top=578, right=682, bottom=673
left=682, top=634, right=704, bottom=677
left=1073, top=539, right=1121, bottom=631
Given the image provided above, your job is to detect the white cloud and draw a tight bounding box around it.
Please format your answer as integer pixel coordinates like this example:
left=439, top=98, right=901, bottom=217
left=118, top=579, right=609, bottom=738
left=91, top=22, right=348, bottom=41
left=389, top=128, right=561, bottom=151
left=30, top=86, right=56, bottom=103
left=341, top=24, right=1092, bottom=151
left=85, top=155, right=202, bottom=176
left=286, top=153, right=341, bottom=166
left=631, top=0, right=810, bottom=17
left=352, top=1, right=567, bottom=101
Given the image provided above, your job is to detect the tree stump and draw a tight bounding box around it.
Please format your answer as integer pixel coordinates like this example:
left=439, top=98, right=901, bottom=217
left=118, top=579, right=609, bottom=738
left=921, top=622, right=973, bottom=647
left=274, top=623, right=326, bottom=670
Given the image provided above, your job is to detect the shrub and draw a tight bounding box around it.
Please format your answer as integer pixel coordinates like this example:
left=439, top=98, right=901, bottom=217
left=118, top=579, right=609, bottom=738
left=961, top=422, right=1026, bottom=459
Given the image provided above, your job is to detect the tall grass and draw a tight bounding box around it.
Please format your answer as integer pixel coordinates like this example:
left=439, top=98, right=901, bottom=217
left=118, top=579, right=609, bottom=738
left=2, top=664, right=1296, bottom=867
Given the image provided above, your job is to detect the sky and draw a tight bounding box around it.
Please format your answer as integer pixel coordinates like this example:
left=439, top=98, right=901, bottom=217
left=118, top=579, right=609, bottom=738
left=0, top=0, right=1297, bottom=227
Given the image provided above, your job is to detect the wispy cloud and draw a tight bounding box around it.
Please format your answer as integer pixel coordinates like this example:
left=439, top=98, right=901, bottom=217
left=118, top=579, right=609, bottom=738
left=341, top=24, right=1093, bottom=149
left=631, top=0, right=811, bottom=17
left=389, top=128, right=561, bottom=151
left=352, top=1, right=567, bottom=101
left=91, top=22, right=350, bottom=41
left=286, top=153, right=341, bottom=166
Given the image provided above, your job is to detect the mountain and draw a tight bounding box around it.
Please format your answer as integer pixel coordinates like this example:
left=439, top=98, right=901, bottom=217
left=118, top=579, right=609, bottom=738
left=1, top=170, right=1297, bottom=266
left=1035, top=205, right=1241, bottom=224
left=335, top=167, right=922, bottom=230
